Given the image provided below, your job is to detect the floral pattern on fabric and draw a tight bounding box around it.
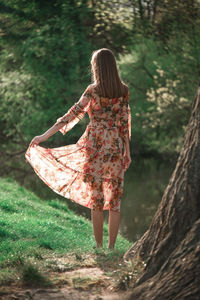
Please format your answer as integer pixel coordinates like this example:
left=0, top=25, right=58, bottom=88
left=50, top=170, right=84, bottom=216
left=25, top=84, right=131, bottom=212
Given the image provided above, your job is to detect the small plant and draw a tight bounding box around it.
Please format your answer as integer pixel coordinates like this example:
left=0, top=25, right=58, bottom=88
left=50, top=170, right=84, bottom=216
left=20, top=261, right=52, bottom=287
left=115, top=256, right=146, bottom=291
left=72, top=276, right=90, bottom=290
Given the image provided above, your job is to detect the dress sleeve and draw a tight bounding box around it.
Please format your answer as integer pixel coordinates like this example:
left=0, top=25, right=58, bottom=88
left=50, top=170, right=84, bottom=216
left=56, top=86, right=93, bottom=135
left=119, top=90, right=131, bottom=141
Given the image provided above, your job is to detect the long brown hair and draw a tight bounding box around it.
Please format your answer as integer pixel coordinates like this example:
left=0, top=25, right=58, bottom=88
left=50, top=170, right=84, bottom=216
left=91, top=48, right=128, bottom=99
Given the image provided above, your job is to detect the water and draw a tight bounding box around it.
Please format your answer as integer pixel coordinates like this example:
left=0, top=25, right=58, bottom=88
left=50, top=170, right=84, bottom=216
left=119, top=158, right=174, bottom=242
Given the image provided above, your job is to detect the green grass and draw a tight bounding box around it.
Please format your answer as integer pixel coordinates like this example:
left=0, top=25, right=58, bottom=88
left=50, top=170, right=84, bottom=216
left=0, top=177, right=132, bottom=287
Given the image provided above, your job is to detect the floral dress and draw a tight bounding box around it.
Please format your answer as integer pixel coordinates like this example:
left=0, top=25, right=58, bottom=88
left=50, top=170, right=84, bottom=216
left=25, top=84, right=131, bottom=212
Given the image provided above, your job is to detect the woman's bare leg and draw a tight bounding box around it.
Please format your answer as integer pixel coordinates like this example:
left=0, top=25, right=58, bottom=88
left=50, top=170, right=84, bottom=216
left=91, top=209, right=103, bottom=248
left=108, top=210, right=120, bottom=249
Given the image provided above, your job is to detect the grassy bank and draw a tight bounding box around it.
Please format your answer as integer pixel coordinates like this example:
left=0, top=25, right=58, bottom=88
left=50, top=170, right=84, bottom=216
left=0, top=177, right=133, bottom=288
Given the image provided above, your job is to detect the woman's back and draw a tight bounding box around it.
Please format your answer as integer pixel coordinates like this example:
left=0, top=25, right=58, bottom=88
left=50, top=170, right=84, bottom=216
left=88, top=87, right=129, bottom=128
left=74, top=85, right=130, bottom=153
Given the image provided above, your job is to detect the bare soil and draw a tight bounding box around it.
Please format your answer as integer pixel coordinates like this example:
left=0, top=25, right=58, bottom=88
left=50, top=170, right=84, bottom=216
left=0, top=252, right=143, bottom=300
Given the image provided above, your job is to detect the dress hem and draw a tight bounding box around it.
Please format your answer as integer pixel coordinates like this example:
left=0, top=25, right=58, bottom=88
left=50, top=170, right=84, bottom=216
left=25, top=149, right=121, bottom=212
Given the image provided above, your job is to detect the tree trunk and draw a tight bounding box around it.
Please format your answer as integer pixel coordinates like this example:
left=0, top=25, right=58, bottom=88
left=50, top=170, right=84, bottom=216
left=137, top=0, right=144, bottom=21
left=124, top=82, right=200, bottom=299
left=152, top=0, right=159, bottom=25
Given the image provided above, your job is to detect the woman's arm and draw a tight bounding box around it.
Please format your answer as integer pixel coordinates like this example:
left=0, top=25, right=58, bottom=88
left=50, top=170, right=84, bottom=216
left=41, top=122, right=65, bottom=140
left=124, top=133, right=130, bottom=155
left=29, top=85, right=93, bottom=147
left=123, top=132, right=131, bottom=170
left=55, top=87, right=93, bottom=135
left=122, top=90, right=132, bottom=170
left=29, top=122, right=65, bottom=147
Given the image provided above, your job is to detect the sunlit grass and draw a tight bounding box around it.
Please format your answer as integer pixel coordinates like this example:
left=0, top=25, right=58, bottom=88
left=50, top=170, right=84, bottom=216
left=0, top=177, right=132, bottom=286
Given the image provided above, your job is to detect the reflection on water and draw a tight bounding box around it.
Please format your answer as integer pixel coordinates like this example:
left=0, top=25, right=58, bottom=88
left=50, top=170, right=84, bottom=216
left=119, top=159, right=174, bottom=242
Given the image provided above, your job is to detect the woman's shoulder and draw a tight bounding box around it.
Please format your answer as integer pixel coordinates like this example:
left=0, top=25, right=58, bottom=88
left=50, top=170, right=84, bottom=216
left=84, top=83, right=129, bottom=100
left=83, top=84, right=95, bottom=98
left=85, top=83, right=96, bottom=91
left=84, top=83, right=101, bottom=99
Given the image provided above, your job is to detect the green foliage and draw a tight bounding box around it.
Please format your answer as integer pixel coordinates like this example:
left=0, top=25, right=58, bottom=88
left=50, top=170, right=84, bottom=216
left=89, top=0, right=132, bottom=53
left=119, top=33, right=199, bottom=155
left=1, top=0, right=200, bottom=164
left=0, top=1, right=93, bottom=147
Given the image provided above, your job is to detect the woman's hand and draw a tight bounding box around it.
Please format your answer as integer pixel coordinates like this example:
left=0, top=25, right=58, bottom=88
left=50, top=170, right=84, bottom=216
left=123, top=151, right=132, bottom=171
left=29, top=134, right=47, bottom=147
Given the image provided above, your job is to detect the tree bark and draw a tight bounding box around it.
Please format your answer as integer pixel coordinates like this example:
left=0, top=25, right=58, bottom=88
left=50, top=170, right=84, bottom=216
left=124, top=82, right=200, bottom=299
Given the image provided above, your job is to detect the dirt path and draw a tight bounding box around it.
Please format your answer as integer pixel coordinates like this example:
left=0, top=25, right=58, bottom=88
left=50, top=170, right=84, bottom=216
left=0, top=284, right=123, bottom=300
left=0, top=252, right=140, bottom=300
left=0, top=267, right=126, bottom=299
